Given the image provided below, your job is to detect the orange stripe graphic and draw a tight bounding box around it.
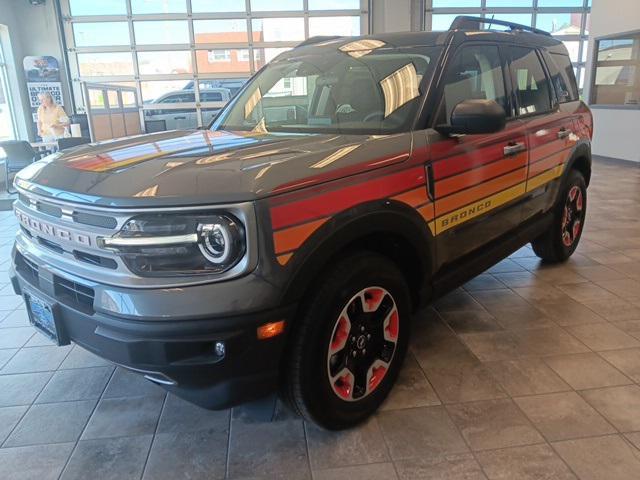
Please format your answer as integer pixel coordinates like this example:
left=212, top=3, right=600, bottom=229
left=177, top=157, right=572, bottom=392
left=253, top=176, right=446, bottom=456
left=273, top=217, right=329, bottom=255
left=435, top=167, right=527, bottom=217
left=392, top=187, right=429, bottom=208
left=277, top=253, right=294, bottom=266
left=436, top=152, right=527, bottom=198
left=529, top=139, right=569, bottom=163
left=417, top=203, right=435, bottom=222
left=528, top=151, right=566, bottom=178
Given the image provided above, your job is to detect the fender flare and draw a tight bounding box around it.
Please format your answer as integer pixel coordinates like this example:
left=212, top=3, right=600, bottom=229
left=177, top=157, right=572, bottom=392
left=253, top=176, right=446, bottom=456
left=562, top=140, right=592, bottom=185
left=279, top=199, right=436, bottom=307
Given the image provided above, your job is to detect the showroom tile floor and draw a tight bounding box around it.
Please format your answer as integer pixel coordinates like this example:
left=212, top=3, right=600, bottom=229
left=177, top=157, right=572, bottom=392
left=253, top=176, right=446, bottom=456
left=0, top=158, right=639, bottom=480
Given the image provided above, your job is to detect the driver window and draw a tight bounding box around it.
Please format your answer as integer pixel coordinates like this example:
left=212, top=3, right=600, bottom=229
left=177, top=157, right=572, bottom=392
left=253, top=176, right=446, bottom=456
left=436, top=45, right=507, bottom=125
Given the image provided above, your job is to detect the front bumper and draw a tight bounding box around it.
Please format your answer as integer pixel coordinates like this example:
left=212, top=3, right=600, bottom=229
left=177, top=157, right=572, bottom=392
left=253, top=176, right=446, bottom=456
left=10, top=248, right=295, bottom=409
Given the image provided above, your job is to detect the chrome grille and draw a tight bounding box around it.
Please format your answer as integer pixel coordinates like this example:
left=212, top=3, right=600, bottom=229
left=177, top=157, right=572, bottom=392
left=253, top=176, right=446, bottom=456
left=18, top=194, right=118, bottom=231
left=14, top=188, right=258, bottom=288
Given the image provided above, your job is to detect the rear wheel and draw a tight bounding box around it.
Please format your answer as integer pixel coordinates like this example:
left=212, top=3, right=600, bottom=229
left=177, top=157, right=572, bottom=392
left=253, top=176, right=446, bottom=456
left=283, top=252, right=410, bottom=430
left=531, top=169, right=587, bottom=262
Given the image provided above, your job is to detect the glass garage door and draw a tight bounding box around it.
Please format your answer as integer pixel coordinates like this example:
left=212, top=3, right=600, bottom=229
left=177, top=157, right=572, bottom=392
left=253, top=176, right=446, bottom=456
left=425, top=0, right=592, bottom=95
left=60, top=0, right=368, bottom=133
left=0, top=39, right=17, bottom=141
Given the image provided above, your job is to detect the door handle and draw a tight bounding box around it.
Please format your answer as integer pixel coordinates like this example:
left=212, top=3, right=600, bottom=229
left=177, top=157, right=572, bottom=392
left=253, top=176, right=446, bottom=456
left=173, top=116, right=186, bottom=120
left=503, top=142, right=526, bottom=157
left=557, top=128, right=572, bottom=139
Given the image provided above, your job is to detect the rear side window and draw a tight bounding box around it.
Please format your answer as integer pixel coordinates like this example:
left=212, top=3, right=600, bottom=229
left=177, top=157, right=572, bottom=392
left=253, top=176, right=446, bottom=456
left=201, top=91, right=224, bottom=102
left=508, top=47, right=552, bottom=115
left=436, top=44, right=508, bottom=125
left=161, top=93, right=195, bottom=103
left=547, top=53, right=579, bottom=103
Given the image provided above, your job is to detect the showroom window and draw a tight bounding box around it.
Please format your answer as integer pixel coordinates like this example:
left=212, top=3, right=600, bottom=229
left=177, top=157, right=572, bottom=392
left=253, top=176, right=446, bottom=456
left=0, top=33, right=17, bottom=141
left=60, top=0, right=368, bottom=132
left=590, top=32, right=640, bottom=106
left=425, top=0, right=591, bottom=95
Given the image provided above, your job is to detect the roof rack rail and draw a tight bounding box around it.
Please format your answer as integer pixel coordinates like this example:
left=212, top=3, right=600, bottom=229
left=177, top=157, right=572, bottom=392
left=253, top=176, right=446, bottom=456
left=296, top=36, right=343, bottom=48
left=449, top=15, right=551, bottom=36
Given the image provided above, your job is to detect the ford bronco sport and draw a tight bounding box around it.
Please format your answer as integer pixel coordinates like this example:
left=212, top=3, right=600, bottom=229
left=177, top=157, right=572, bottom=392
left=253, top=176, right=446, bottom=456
left=10, top=16, right=592, bottom=429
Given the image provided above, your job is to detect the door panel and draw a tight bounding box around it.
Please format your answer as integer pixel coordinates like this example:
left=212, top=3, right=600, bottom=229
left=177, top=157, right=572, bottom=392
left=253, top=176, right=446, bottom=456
left=426, top=43, right=529, bottom=267
left=427, top=121, right=528, bottom=266
left=506, top=46, right=579, bottom=220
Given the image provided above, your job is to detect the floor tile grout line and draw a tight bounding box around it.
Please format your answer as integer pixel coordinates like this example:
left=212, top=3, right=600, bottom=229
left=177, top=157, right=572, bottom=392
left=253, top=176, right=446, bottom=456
left=575, top=388, right=633, bottom=436
left=224, top=404, right=233, bottom=479
left=302, top=420, right=316, bottom=480
left=0, top=341, right=73, bottom=376
left=595, top=349, right=640, bottom=381
left=466, top=289, right=597, bottom=359
left=440, top=397, right=495, bottom=480
left=55, top=364, right=117, bottom=480
left=312, top=461, right=401, bottom=478
left=547, top=432, right=620, bottom=480
left=0, top=404, right=30, bottom=449
left=375, top=409, right=412, bottom=479
left=0, top=343, right=26, bottom=373
left=507, top=387, right=618, bottom=452
left=138, top=391, right=168, bottom=480
left=0, top=345, right=66, bottom=448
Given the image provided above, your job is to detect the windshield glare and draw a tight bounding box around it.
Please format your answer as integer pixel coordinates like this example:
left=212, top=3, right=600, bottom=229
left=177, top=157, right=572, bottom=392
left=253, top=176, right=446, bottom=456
left=213, top=46, right=440, bottom=135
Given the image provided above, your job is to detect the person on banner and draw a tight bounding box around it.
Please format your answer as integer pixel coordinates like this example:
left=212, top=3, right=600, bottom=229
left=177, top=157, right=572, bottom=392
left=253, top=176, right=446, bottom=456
left=36, top=92, right=69, bottom=141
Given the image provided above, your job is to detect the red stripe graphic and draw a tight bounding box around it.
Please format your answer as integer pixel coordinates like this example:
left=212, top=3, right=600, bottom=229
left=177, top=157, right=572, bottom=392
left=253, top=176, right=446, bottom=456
left=432, top=142, right=508, bottom=180
left=270, top=166, right=426, bottom=230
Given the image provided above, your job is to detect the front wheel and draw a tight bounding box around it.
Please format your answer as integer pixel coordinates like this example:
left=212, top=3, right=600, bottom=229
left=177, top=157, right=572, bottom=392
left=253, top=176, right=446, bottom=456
left=282, top=252, right=411, bottom=430
left=531, top=169, right=587, bottom=262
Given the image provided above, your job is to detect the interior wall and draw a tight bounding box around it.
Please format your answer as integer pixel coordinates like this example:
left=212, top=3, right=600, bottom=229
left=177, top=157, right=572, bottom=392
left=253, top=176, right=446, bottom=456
left=584, top=0, right=640, bottom=162
left=0, top=0, right=72, bottom=141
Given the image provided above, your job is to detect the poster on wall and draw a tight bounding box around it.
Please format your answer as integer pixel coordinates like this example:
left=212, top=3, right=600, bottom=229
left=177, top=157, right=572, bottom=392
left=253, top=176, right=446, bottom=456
left=23, top=56, right=64, bottom=136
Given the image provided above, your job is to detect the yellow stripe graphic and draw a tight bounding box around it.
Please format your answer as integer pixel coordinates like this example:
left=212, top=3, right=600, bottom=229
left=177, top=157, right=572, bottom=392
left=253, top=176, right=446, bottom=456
left=426, top=163, right=566, bottom=236
left=429, top=183, right=526, bottom=234
left=526, top=164, right=564, bottom=192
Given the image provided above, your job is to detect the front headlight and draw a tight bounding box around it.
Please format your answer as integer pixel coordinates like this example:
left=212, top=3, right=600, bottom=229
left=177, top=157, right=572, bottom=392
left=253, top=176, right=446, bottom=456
left=98, top=213, right=246, bottom=277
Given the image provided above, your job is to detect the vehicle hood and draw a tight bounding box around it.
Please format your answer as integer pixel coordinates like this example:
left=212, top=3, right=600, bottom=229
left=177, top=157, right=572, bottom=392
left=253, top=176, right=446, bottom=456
left=16, top=129, right=411, bottom=207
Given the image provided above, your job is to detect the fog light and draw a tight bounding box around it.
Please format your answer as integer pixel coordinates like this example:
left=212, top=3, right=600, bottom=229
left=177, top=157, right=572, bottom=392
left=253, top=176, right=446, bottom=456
left=257, top=320, right=286, bottom=340
left=214, top=341, right=225, bottom=357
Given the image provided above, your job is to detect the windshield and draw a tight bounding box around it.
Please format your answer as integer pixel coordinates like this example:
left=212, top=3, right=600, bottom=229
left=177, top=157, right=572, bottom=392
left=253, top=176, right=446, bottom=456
left=212, top=43, right=441, bottom=135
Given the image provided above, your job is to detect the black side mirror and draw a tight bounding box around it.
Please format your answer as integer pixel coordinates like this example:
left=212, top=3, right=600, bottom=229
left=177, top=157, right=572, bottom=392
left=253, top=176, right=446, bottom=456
left=436, top=99, right=506, bottom=136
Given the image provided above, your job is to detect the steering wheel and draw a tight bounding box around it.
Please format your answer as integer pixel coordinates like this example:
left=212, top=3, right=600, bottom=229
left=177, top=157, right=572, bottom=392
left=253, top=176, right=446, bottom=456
left=363, top=111, right=384, bottom=123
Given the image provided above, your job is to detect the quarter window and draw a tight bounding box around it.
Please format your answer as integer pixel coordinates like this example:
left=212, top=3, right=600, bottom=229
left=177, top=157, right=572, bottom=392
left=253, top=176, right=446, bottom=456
left=508, top=47, right=552, bottom=115
left=546, top=52, right=579, bottom=103
left=436, top=44, right=508, bottom=125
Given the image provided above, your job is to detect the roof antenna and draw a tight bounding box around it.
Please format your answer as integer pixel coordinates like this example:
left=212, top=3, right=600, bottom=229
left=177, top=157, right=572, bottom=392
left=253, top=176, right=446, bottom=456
left=487, top=14, right=495, bottom=31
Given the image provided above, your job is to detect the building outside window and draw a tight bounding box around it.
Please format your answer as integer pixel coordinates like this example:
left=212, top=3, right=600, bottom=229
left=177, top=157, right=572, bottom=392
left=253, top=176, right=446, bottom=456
left=590, top=32, right=640, bottom=106
left=425, top=0, right=592, bottom=95
left=60, top=0, right=368, bottom=132
left=238, top=49, right=251, bottom=62
left=208, top=50, right=232, bottom=63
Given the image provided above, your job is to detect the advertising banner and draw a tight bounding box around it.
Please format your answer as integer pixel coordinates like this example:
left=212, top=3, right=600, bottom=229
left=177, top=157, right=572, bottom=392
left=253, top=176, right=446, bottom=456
left=23, top=56, right=64, bottom=133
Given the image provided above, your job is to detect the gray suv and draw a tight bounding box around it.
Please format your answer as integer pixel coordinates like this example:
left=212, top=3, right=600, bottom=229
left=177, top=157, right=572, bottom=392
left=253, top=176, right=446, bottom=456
left=10, top=17, right=592, bottom=429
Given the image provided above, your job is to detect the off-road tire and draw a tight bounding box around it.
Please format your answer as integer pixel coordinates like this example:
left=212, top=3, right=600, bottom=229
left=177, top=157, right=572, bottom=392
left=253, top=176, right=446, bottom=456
left=282, top=251, right=411, bottom=430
